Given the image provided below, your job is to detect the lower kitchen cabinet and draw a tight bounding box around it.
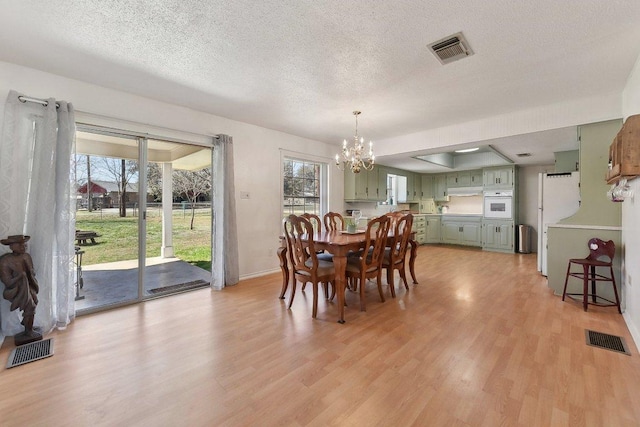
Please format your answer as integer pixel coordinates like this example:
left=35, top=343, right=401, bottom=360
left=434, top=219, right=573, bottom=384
left=425, top=216, right=441, bottom=243
left=412, top=214, right=427, bottom=244
left=440, top=216, right=481, bottom=247
left=482, top=220, right=514, bottom=253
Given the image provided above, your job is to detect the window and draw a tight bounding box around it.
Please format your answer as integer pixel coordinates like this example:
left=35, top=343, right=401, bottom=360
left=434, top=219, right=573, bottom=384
left=282, top=158, right=325, bottom=218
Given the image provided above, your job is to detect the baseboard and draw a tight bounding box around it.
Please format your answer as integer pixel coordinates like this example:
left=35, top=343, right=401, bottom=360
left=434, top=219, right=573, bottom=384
left=623, top=312, right=640, bottom=351
left=240, top=268, right=281, bottom=281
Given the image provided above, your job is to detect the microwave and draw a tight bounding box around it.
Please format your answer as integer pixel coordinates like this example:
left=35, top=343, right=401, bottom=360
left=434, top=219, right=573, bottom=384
left=483, top=190, right=513, bottom=219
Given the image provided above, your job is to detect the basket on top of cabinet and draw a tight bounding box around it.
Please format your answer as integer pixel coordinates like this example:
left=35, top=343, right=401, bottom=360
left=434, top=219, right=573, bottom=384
left=606, top=114, right=640, bottom=185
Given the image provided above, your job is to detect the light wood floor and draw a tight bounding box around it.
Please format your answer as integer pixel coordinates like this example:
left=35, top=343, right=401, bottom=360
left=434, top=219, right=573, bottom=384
left=1, top=245, right=639, bottom=426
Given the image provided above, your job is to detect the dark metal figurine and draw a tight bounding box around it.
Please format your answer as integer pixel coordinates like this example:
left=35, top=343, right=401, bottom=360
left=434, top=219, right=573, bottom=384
left=0, top=235, right=42, bottom=345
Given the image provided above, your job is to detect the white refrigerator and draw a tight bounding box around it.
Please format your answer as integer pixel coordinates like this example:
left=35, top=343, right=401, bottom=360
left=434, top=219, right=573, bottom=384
left=537, top=172, right=580, bottom=275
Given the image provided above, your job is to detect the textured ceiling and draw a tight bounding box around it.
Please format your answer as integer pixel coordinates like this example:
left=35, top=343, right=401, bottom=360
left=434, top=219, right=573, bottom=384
left=1, top=0, right=640, bottom=170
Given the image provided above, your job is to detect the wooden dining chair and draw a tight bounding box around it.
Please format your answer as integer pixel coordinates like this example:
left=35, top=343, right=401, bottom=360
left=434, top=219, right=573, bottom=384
left=324, top=212, right=345, bottom=232
left=562, top=238, right=620, bottom=313
left=300, top=212, right=333, bottom=294
left=301, top=213, right=322, bottom=232
left=283, top=214, right=336, bottom=318
left=345, top=215, right=391, bottom=312
left=382, top=212, right=413, bottom=298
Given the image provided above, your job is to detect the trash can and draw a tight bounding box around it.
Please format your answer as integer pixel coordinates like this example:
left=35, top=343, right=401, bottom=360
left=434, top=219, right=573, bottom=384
left=517, top=224, right=532, bottom=254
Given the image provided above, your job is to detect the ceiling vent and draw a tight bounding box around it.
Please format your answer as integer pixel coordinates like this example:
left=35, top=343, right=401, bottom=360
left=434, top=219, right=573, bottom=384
left=429, top=32, right=474, bottom=65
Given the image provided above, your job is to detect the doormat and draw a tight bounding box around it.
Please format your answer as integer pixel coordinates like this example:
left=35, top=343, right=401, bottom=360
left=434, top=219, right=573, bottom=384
left=148, top=279, right=210, bottom=295
left=7, top=338, right=54, bottom=369
left=585, top=329, right=631, bottom=356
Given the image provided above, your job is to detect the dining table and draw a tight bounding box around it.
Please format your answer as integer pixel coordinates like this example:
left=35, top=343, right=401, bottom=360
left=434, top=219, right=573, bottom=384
left=278, top=230, right=418, bottom=323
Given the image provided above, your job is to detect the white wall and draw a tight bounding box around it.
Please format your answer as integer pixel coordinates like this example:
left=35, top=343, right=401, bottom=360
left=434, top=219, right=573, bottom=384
left=0, top=61, right=344, bottom=279
left=621, top=53, right=640, bottom=346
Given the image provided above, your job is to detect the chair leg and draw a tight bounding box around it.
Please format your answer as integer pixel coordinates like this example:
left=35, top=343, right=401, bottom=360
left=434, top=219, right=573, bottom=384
left=329, top=281, right=336, bottom=301
left=287, top=281, right=298, bottom=309
left=590, top=265, right=597, bottom=304
left=611, top=266, right=622, bottom=314
left=399, top=265, right=409, bottom=290
left=377, top=272, right=385, bottom=303
left=312, top=283, right=319, bottom=319
left=278, top=247, right=289, bottom=299
left=387, top=267, right=396, bottom=298
left=582, top=265, right=589, bottom=311
left=322, top=282, right=329, bottom=300
left=562, top=262, right=572, bottom=301
left=359, top=275, right=367, bottom=312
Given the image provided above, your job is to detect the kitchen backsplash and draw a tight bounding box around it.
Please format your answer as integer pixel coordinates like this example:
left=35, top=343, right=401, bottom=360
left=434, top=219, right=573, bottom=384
left=344, top=202, right=396, bottom=218
left=438, top=195, right=483, bottom=214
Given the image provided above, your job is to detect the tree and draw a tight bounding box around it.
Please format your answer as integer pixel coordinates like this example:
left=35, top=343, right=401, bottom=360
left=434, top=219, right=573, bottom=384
left=173, top=167, right=212, bottom=230
left=147, top=162, right=163, bottom=202
left=99, top=157, right=139, bottom=217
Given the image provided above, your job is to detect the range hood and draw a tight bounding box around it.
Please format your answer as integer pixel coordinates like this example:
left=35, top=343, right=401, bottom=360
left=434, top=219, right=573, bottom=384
left=447, top=186, right=483, bottom=196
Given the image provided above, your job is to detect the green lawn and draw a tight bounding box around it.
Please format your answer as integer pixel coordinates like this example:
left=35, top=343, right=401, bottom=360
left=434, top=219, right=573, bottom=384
left=76, top=208, right=212, bottom=271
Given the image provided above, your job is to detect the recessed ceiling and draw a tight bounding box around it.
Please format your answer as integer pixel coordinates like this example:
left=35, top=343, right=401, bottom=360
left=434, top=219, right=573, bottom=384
left=377, top=126, right=579, bottom=173
left=1, top=2, right=638, bottom=165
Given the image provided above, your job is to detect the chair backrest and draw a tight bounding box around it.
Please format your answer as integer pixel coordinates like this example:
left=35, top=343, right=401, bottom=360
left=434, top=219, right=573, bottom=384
left=389, top=213, right=413, bottom=264
left=300, top=213, right=322, bottom=232
left=358, top=215, right=391, bottom=273
left=324, top=212, right=345, bottom=231
left=385, top=211, right=405, bottom=228
left=586, top=238, right=615, bottom=263
left=283, top=215, right=318, bottom=275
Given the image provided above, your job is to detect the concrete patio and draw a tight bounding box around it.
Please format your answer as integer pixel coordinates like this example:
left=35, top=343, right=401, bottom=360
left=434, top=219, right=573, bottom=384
left=75, top=256, right=212, bottom=312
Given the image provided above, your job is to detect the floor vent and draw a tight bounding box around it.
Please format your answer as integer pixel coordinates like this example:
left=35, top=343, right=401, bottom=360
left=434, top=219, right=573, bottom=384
left=585, top=330, right=630, bottom=356
left=148, top=279, right=210, bottom=295
left=7, top=338, right=54, bottom=368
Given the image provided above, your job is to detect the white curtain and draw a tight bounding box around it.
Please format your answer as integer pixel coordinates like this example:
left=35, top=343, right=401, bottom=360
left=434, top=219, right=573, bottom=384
left=211, top=134, right=239, bottom=289
left=0, top=90, right=76, bottom=339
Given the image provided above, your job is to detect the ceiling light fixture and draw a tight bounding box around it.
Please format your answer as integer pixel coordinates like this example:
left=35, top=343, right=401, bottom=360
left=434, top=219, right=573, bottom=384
left=335, top=111, right=375, bottom=173
left=454, top=147, right=479, bottom=153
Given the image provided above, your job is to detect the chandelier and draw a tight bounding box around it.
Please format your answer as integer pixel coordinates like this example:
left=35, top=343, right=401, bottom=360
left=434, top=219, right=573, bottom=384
left=335, top=111, right=375, bottom=173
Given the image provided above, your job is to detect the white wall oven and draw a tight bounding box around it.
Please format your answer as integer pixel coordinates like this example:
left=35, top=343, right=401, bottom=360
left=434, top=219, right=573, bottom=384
left=483, top=190, right=513, bottom=219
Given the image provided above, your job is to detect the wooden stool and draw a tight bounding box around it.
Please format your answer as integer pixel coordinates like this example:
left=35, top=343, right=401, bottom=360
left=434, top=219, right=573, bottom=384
left=562, top=238, right=621, bottom=313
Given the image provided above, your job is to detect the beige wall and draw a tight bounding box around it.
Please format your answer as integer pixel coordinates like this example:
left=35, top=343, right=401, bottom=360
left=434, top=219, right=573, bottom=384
left=561, top=120, right=622, bottom=226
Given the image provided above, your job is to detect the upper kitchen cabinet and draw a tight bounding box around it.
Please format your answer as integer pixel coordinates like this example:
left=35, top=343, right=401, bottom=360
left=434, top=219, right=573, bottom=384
left=421, top=174, right=434, bottom=199
left=470, top=170, right=483, bottom=186
left=483, top=166, right=515, bottom=189
left=407, top=172, right=421, bottom=201
left=344, top=166, right=386, bottom=201
left=376, top=166, right=389, bottom=201
left=446, top=169, right=482, bottom=188
left=433, top=174, right=448, bottom=201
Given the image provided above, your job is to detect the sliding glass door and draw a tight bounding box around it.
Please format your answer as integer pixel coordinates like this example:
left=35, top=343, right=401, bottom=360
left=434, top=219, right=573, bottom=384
left=74, top=128, right=212, bottom=314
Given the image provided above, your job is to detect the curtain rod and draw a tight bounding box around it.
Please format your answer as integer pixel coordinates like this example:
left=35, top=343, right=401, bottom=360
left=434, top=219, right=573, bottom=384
left=18, top=95, right=60, bottom=109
